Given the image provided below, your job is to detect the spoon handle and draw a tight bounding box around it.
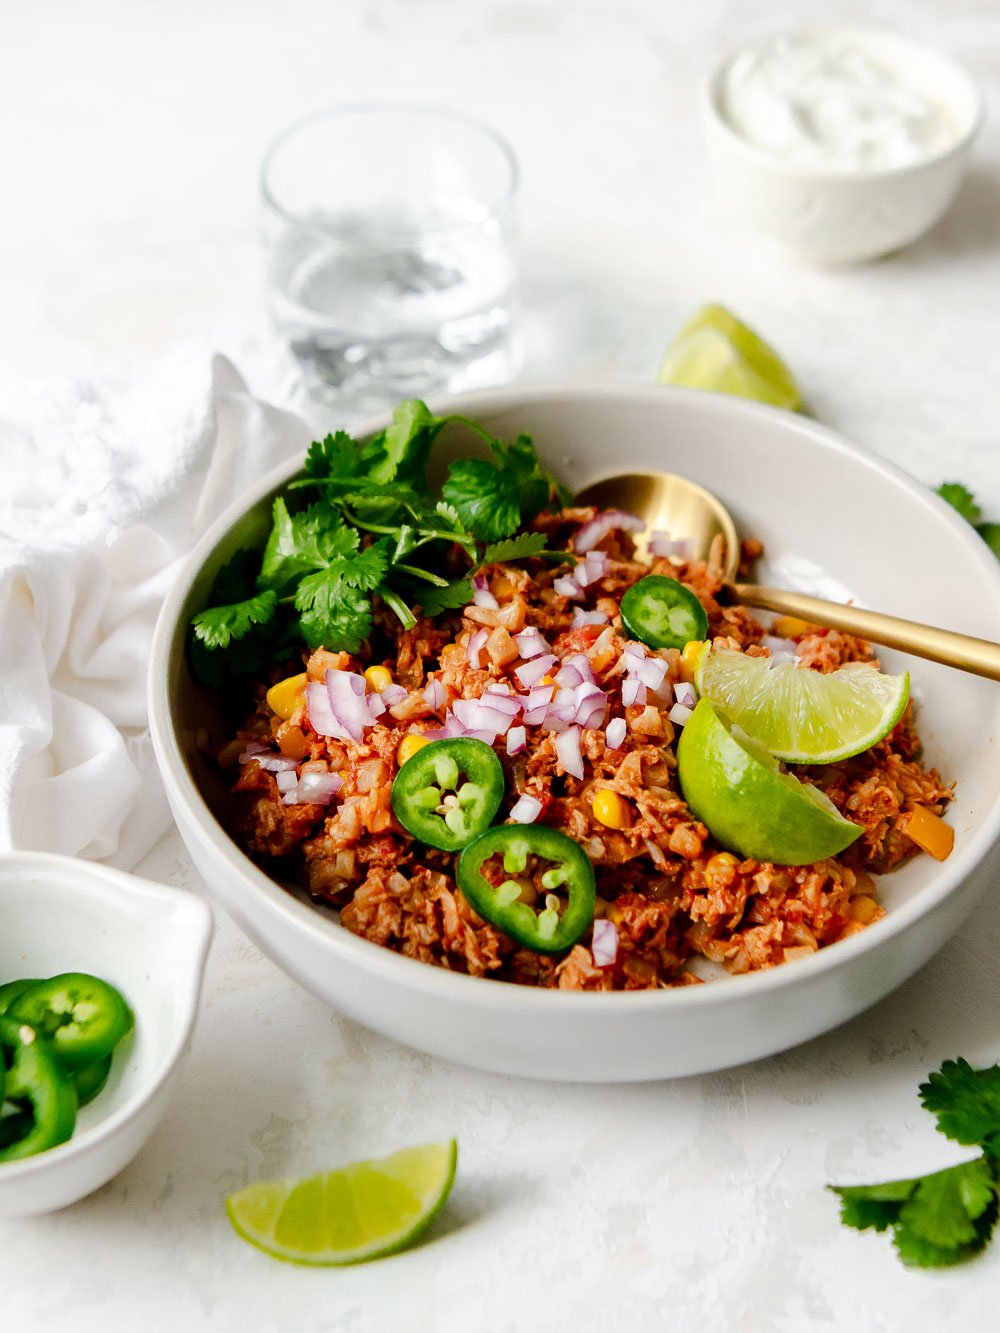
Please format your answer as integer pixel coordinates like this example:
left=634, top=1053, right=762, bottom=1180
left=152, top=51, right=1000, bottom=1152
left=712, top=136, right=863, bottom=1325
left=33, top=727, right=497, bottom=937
left=733, top=583, right=1000, bottom=682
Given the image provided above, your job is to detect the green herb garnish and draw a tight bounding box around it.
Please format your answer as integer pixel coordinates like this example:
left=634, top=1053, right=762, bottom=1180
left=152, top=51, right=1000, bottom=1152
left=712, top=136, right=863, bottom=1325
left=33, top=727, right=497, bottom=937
left=830, top=1058, right=1000, bottom=1268
left=936, top=481, right=1000, bottom=556
left=189, top=400, right=566, bottom=681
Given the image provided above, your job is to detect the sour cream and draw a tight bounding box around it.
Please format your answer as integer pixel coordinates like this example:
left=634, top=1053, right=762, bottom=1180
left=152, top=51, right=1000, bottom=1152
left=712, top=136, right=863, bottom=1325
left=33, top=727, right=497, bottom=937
left=718, top=31, right=963, bottom=173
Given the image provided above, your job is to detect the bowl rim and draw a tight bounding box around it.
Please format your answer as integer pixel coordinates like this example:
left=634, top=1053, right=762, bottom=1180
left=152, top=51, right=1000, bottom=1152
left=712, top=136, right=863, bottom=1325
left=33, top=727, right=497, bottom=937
left=149, top=379, right=1000, bottom=1015
left=0, top=851, right=213, bottom=1183
left=702, top=25, right=985, bottom=184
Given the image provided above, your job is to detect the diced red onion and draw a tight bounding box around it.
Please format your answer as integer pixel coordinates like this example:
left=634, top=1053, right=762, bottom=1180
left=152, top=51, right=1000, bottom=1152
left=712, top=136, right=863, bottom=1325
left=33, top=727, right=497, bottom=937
left=622, top=677, right=646, bottom=708
left=769, top=651, right=797, bottom=668
left=673, top=681, right=696, bottom=709
left=630, top=654, right=668, bottom=690
left=762, top=634, right=796, bottom=655
left=553, top=575, right=581, bottom=599
left=555, top=726, right=585, bottom=780
left=466, top=629, right=488, bottom=668
left=509, top=793, right=542, bottom=824
left=471, top=573, right=499, bottom=610
left=542, top=712, right=571, bottom=734
left=379, top=683, right=408, bottom=707
left=668, top=702, right=694, bottom=726
left=574, top=509, right=645, bottom=554
left=366, top=691, right=387, bottom=719
left=563, top=653, right=596, bottom=686
left=422, top=678, right=447, bottom=712
left=574, top=683, right=609, bottom=729
left=242, top=753, right=300, bottom=772
left=522, top=684, right=555, bottom=725
left=506, top=725, right=527, bottom=756
left=326, top=668, right=376, bottom=742
left=514, top=627, right=549, bottom=659
left=576, top=550, right=610, bottom=588
left=572, top=608, right=609, bottom=629
left=591, top=919, right=618, bottom=967
left=275, top=769, right=298, bottom=791
left=606, top=717, right=627, bottom=750
left=453, top=697, right=514, bottom=737
left=282, top=769, right=343, bottom=806
left=590, top=627, right=615, bottom=661
left=555, top=662, right=584, bottom=689
left=480, top=687, right=522, bottom=717
left=237, top=740, right=270, bottom=761
left=515, top=654, right=557, bottom=689
left=306, top=680, right=343, bottom=738
left=648, top=531, right=692, bottom=560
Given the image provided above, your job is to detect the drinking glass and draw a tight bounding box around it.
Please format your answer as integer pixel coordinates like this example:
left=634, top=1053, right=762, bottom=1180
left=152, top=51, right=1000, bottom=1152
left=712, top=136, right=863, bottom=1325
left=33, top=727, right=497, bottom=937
left=261, top=103, right=519, bottom=414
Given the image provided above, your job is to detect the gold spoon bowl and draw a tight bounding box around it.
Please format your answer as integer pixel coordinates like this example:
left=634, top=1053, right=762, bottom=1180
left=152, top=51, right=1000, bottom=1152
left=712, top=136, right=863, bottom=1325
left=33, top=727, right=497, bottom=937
left=576, top=471, right=1000, bottom=682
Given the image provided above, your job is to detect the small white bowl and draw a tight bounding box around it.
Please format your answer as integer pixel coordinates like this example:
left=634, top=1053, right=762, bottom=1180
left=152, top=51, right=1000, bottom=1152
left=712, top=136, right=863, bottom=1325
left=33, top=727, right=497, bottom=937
left=0, top=852, right=212, bottom=1217
left=703, top=28, right=984, bottom=264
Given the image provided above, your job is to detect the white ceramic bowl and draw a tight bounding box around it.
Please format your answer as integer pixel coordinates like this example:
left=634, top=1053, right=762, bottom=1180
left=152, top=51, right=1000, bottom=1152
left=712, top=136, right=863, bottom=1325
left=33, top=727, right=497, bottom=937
left=149, top=382, right=1000, bottom=1082
left=703, top=28, right=984, bottom=265
left=0, top=852, right=212, bottom=1216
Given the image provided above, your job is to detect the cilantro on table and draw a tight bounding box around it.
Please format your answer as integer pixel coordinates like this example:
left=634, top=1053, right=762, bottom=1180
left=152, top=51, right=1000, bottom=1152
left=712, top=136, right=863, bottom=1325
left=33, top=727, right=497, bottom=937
left=936, top=482, right=1000, bottom=558
left=830, top=1058, right=1000, bottom=1268
left=189, top=400, right=567, bottom=681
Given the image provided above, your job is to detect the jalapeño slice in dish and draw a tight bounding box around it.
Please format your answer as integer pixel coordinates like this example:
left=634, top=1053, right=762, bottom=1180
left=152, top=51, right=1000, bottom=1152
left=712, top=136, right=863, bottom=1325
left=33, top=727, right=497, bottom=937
left=620, top=575, right=708, bottom=651
left=73, top=1053, right=115, bottom=1107
left=392, top=738, right=504, bottom=852
left=9, top=973, right=134, bottom=1072
left=0, top=979, right=41, bottom=1016
left=457, top=825, right=596, bottom=954
left=0, top=1017, right=77, bottom=1162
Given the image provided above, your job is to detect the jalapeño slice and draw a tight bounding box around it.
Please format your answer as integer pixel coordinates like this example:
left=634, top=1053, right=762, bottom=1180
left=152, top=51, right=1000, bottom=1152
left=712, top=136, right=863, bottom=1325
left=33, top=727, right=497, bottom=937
left=0, top=979, right=41, bottom=1015
left=391, top=738, right=505, bottom=852
left=9, top=973, right=134, bottom=1072
left=0, top=1017, right=77, bottom=1162
left=457, top=825, right=596, bottom=954
left=620, top=575, right=708, bottom=651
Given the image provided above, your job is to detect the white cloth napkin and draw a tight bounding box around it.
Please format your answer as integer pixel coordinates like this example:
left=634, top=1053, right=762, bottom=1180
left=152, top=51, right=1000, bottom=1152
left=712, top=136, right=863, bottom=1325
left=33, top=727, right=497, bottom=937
left=0, top=354, right=310, bottom=867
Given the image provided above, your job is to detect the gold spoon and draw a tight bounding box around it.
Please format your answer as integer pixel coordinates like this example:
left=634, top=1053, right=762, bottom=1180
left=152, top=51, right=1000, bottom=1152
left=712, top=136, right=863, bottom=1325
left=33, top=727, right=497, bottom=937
left=575, top=470, right=1000, bottom=682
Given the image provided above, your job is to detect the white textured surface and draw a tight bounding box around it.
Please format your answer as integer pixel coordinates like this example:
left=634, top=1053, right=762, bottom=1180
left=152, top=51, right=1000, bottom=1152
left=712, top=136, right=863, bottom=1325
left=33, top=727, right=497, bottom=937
left=3, top=0, right=1000, bottom=1328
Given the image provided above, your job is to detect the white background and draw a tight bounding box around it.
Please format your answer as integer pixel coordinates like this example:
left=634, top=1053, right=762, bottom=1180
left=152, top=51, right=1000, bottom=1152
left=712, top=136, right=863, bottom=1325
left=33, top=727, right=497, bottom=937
left=3, top=1, right=1000, bottom=1329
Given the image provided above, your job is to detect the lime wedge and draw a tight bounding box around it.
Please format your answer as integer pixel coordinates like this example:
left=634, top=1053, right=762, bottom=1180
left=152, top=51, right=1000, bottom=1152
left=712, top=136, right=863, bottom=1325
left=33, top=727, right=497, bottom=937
left=226, top=1140, right=458, bottom=1266
left=658, top=304, right=802, bottom=411
left=696, top=647, right=909, bottom=764
left=676, top=700, right=861, bottom=865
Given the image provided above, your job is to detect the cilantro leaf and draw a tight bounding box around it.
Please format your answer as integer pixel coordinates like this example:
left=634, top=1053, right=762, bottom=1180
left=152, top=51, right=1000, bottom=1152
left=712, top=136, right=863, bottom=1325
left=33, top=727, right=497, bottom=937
left=258, top=498, right=359, bottom=593
left=417, top=577, right=473, bottom=616
left=368, top=399, right=438, bottom=488
left=897, top=1158, right=995, bottom=1249
left=295, top=569, right=373, bottom=653
left=977, top=523, right=1000, bottom=559
left=340, top=538, right=391, bottom=591
left=304, top=430, right=366, bottom=481
left=919, top=1059, right=1000, bottom=1155
left=191, top=590, right=277, bottom=650
left=937, top=482, right=982, bottom=525
left=829, top=1177, right=918, bottom=1233
left=442, top=459, right=521, bottom=543
left=481, top=532, right=549, bottom=564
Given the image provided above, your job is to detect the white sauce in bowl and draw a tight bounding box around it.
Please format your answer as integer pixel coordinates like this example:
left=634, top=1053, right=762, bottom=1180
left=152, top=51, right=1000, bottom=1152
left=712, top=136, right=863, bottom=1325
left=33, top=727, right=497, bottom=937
left=718, top=32, right=963, bottom=173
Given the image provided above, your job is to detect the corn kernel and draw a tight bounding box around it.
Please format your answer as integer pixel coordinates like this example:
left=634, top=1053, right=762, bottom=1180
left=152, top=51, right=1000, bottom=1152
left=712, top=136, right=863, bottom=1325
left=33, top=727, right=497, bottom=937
left=679, top=640, right=706, bottom=683
left=592, top=789, right=631, bottom=829
left=397, top=733, right=431, bottom=767
left=364, top=664, right=393, bottom=693
left=539, top=675, right=556, bottom=686
left=772, top=615, right=818, bottom=639
left=266, top=672, right=307, bottom=721
left=849, top=895, right=878, bottom=925
left=704, top=851, right=739, bottom=890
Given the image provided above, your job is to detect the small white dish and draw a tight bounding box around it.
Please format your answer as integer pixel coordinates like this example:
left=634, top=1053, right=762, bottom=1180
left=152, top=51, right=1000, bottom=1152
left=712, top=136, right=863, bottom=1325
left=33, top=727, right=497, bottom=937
left=0, top=852, right=212, bottom=1218
left=702, top=28, right=984, bottom=264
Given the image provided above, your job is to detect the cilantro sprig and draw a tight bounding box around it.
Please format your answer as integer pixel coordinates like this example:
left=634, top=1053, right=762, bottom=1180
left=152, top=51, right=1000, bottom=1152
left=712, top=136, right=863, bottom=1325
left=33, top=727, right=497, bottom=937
left=936, top=482, right=1000, bottom=558
left=830, top=1058, right=1000, bottom=1267
left=189, top=400, right=567, bottom=680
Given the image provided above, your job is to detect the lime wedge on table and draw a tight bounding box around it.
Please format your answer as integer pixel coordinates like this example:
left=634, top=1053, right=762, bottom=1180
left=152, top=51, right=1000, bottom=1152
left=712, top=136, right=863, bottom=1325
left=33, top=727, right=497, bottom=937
left=676, top=700, right=861, bottom=866
left=226, top=1141, right=457, bottom=1266
left=658, top=304, right=802, bottom=411
left=696, top=647, right=909, bottom=764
